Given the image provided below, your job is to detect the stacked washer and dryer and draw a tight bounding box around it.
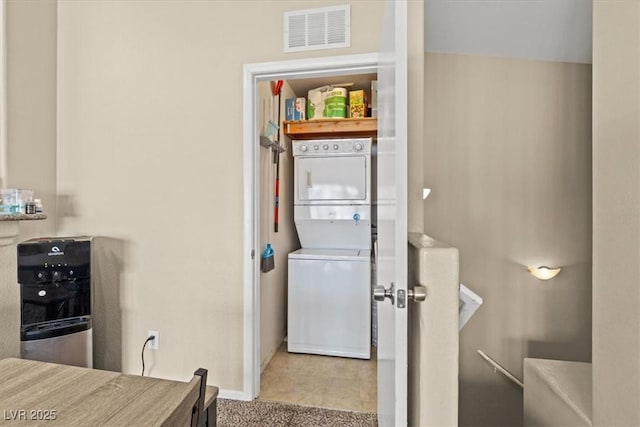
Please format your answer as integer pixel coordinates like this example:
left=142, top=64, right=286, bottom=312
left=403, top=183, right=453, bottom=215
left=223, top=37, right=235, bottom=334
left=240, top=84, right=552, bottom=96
left=288, top=137, right=372, bottom=359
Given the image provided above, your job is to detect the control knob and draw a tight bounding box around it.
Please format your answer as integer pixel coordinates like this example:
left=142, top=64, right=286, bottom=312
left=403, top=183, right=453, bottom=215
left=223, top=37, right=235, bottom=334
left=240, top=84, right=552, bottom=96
left=314, top=145, right=319, bottom=150
left=354, top=143, right=363, bottom=151
left=323, top=144, right=329, bottom=150
left=300, top=145, right=308, bottom=152
left=333, top=144, right=339, bottom=150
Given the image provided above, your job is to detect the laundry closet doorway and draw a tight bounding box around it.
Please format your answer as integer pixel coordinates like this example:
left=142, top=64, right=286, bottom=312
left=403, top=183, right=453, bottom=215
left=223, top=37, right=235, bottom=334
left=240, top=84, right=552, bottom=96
left=244, top=2, right=410, bottom=424
left=242, top=54, right=380, bottom=412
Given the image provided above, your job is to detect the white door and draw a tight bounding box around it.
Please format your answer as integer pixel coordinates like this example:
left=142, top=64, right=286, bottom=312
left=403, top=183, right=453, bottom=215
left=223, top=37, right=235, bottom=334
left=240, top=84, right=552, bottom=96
left=375, top=1, right=409, bottom=426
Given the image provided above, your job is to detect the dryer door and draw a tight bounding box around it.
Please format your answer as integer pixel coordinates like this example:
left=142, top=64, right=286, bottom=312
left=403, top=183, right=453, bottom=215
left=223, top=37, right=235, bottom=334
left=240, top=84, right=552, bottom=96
left=295, top=156, right=369, bottom=204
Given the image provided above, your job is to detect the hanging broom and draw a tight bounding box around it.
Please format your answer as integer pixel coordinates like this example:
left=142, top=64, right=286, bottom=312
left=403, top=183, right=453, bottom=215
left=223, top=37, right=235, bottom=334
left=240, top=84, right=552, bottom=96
left=260, top=243, right=275, bottom=273
left=271, top=80, right=283, bottom=233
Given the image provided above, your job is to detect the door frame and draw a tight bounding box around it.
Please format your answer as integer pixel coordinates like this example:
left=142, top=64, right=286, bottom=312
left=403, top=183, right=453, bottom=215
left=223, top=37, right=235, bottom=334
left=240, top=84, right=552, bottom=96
left=0, top=0, right=7, bottom=188
left=242, top=53, right=380, bottom=400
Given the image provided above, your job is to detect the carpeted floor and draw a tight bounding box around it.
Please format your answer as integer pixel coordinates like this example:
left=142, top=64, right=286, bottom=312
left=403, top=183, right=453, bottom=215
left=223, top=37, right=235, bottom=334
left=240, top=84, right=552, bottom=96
left=217, top=398, right=378, bottom=427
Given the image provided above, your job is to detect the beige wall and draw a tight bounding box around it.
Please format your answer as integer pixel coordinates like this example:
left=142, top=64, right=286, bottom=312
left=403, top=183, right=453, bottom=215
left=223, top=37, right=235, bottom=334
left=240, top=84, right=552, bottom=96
left=0, top=0, right=57, bottom=360
left=5, top=0, right=57, bottom=235
left=0, top=228, right=19, bottom=360
left=407, top=0, right=424, bottom=233
left=258, top=80, right=299, bottom=370
left=592, top=2, right=640, bottom=426
left=423, top=52, right=592, bottom=426
left=56, top=0, right=385, bottom=393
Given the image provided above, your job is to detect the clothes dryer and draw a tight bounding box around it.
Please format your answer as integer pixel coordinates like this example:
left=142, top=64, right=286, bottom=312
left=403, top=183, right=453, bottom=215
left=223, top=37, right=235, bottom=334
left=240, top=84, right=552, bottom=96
left=292, top=138, right=372, bottom=250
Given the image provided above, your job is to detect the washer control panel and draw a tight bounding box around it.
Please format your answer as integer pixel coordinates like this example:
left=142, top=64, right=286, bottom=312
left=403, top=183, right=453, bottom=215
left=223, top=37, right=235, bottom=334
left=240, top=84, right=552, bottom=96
left=292, top=138, right=371, bottom=156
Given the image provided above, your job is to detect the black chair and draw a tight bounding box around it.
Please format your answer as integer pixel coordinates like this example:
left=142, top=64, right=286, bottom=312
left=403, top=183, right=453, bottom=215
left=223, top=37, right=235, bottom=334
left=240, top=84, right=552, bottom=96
left=191, top=368, right=207, bottom=427
left=161, top=368, right=208, bottom=427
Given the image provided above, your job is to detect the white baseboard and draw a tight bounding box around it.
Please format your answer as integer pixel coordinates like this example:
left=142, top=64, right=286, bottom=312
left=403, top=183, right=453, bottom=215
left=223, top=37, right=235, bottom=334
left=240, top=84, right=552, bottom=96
left=260, top=340, right=282, bottom=373
left=217, top=388, right=252, bottom=401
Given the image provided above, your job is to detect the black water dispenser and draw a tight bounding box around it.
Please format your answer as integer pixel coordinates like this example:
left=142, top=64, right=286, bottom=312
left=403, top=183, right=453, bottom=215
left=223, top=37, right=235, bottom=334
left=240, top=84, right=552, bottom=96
left=17, top=237, right=93, bottom=368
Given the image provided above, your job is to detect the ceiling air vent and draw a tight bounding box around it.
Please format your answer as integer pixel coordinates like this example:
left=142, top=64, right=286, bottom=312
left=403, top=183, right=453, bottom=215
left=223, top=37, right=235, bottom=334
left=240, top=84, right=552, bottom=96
left=284, top=5, right=350, bottom=53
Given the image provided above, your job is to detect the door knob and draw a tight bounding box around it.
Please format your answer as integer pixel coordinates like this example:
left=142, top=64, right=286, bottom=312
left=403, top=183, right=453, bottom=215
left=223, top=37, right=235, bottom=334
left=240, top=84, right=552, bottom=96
left=397, top=285, right=427, bottom=308
left=408, top=285, right=427, bottom=302
left=375, top=284, right=427, bottom=308
left=373, top=283, right=395, bottom=305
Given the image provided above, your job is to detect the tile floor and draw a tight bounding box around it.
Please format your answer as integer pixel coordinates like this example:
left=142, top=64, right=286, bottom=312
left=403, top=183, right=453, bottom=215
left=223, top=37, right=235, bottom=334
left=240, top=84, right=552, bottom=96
left=259, top=343, right=377, bottom=413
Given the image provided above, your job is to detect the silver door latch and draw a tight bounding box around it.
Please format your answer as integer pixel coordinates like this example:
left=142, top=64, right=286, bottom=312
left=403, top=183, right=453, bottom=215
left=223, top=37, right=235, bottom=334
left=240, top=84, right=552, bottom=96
left=374, top=283, right=427, bottom=308
left=373, top=282, right=395, bottom=305
left=398, top=285, right=427, bottom=308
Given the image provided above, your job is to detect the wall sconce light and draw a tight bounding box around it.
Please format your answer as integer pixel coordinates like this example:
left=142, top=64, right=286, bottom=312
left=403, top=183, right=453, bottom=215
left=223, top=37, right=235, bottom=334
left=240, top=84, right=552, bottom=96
left=528, top=266, right=561, bottom=280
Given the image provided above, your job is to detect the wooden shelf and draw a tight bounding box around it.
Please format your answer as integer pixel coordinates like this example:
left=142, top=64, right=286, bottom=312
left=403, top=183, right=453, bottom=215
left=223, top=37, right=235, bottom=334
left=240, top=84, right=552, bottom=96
left=0, top=213, right=47, bottom=221
left=283, top=118, right=377, bottom=139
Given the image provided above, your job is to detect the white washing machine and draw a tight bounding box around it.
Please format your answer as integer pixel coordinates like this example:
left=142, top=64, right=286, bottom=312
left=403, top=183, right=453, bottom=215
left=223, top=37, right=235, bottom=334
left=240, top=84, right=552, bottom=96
left=288, top=138, right=373, bottom=359
left=288, top=248, right=371, bottom=359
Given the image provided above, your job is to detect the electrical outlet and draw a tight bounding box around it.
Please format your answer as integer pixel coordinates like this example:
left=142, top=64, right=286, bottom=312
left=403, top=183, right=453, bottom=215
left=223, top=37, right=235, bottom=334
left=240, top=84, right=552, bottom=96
left=148, top=330, right=159, bottom=350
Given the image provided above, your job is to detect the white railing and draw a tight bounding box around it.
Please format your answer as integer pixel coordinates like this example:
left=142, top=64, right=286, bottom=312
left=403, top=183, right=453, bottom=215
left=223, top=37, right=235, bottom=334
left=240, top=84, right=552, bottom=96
left=477, top=349, right=524, bottom=389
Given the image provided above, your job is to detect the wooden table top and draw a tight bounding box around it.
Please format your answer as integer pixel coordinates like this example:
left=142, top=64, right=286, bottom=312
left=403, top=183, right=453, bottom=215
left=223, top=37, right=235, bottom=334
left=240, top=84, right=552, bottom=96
left=0, top=358, right=216, bottom=426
